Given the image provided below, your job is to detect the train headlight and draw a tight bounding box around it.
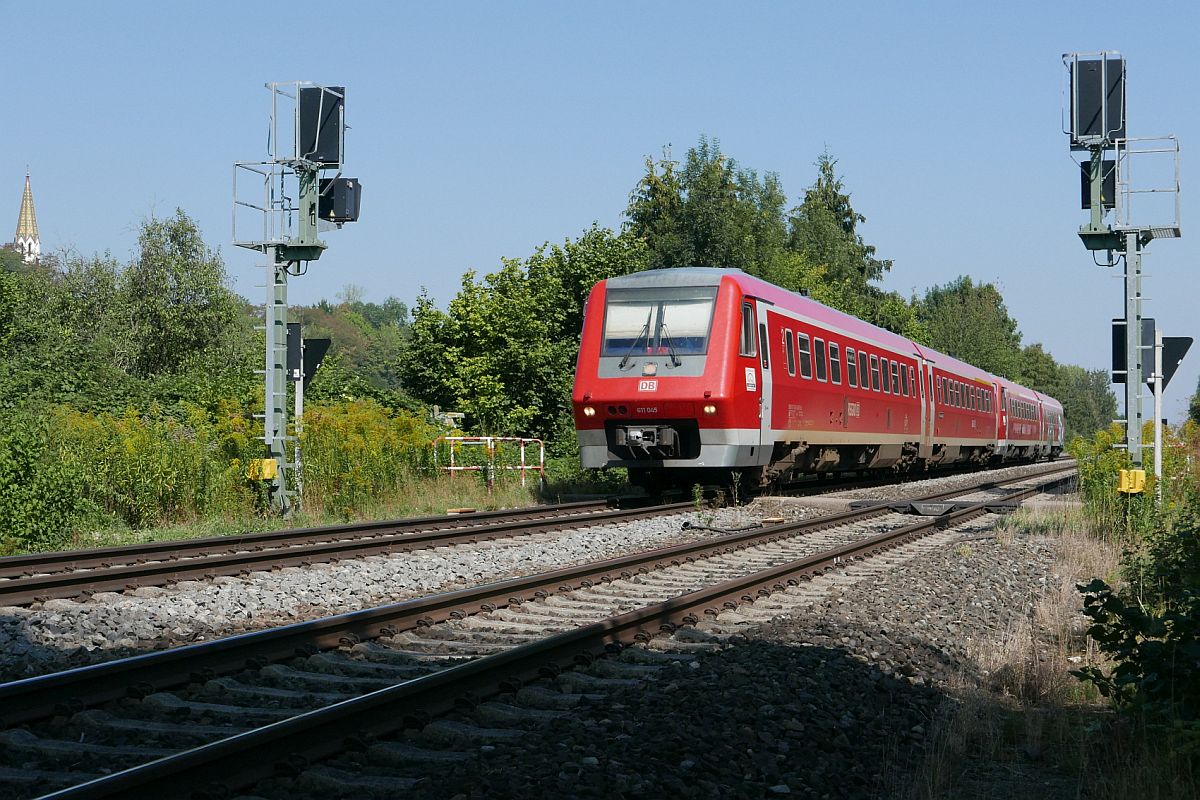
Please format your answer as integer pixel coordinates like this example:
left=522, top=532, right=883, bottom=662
left=583, top=406, right=596, bottom=417
left=703, top=404, right=717, bottom=415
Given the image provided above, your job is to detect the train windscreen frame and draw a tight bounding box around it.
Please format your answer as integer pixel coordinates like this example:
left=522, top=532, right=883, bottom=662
left=601, top=286, right=719, bottom=357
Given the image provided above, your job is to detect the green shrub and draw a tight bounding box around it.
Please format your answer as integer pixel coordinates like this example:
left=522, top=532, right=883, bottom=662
left=0, top=413, right=96, bottom=552
left=300, top=400, right=437, bottom=518
left=1074, top=579, right=1200, bottom=724
left=49, top=404, right=263, bottom=529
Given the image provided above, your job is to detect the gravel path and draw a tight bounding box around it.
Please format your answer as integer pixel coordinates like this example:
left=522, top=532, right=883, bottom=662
left=277, top=505, right=1076, bottom=800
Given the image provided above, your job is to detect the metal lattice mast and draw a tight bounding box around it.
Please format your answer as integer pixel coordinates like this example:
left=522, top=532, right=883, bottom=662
left=1064, top=52, right=1180, bottom=470
left=234, top=82, right=359, bottom=513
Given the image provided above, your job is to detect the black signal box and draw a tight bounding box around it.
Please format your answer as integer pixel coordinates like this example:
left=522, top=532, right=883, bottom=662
left=298, top=86, right=344, bottom=165
left=1080, top=159, right=1116, bottom=209
left=1070, top=57, right=1125, bottom=148
left=319, top=177, right=362, bottom=224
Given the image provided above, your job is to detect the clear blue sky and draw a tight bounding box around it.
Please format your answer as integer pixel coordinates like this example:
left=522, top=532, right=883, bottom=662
left=6, top=1, right=1199, bottom=418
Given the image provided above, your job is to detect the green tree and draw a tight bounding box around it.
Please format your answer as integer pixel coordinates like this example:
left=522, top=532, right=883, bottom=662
left=625, top=137, right=787, bottom=274
left=919, top=275, right=1023, bottom=378
left=124, top=209, right=246, bottom=378
left=1189, top=375, right=1200, bottom=425
left=1019, top=343, right=1060, bottom=393
left=625, top=151, right=689, bottom=269
left=1057, top=364, right=1118, bottom=438
left=787, top=152, right=891, bottom=288
left=298, top=291, right=411, bottom=397
left=402, top=227, right=648, bottom=440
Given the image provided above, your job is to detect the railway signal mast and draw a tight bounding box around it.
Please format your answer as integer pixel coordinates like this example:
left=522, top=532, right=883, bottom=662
left=234, top=83, right=362, bottom=513
left=1064, top=53, right=1186, bottom=484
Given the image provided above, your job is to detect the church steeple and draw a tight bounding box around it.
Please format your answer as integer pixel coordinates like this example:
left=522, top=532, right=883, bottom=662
left=14, top=172, right=40, bottom=263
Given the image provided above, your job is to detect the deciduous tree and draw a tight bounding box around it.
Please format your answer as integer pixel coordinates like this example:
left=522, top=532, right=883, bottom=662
left=919, top=276, right=1023, bottom=379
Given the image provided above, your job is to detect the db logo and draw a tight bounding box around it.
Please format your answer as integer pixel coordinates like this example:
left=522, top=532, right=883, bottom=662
left=637, top=379, right=658, bottom=392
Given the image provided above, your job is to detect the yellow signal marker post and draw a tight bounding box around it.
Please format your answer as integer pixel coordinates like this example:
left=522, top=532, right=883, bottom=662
left=248, top=458, right=279, bottom=481
left=1117, top=469, right=1146, bottom=494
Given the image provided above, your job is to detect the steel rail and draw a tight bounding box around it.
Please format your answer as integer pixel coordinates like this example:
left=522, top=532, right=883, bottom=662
left=37, top=470, right=1073, bottom=799
left=0, top=463, right=1074, bottom=729
left=0, top=501, right=690, bottom=607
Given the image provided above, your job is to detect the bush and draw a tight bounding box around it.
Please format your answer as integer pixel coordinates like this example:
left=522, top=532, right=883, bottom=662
left=1074, top=579, right=1200, bottom=723
left=50, top=404, right=264, bottom=529
left=300, top=400, right=437, bottom=518
left=0, top=413, right=96, bottom=552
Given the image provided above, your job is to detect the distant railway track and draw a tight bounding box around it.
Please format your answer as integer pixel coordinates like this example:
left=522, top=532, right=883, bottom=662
left=0, top=463, right=1074, bottom=799
left=0, top=460, right=1070, bottom=608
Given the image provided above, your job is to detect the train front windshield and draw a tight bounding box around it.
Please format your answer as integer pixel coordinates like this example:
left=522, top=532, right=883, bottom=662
left=601, top=286, right=718, bottom=357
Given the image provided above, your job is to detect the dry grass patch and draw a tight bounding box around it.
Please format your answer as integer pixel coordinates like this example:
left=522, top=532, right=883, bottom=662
left=908, top=506, right=1125, bottom=799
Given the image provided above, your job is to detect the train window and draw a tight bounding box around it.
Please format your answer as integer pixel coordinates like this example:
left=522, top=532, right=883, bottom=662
left=759, top=323, right=769, bottom=369
left=798, top=334, right=812, bottom=379
left=900, top=363, right=909, bottom=396
left=870, top=355, right=880, bottom=391
left=829, top=342, right=842, bottom=384
left=784, top=329, right=796, bottom=376
left=814, top=338, right=828, bottom=382
left=891, top=362, right=900, bottom=395
left=858, top=351, right=869, bottom=388
left=739, top=304, right=756, bottom=356
left=605, top=286, right=719, bottom=357
left=936, top=377, right=943, bottom=404
left=846, top=347, right=858, bottom=387
left=909, top=366, right=916, bottom=397
left=972, top=387, right=977, bottom=410
left=880, top=359, right=890, bottom=393
left=954, top=381, right=961, bottom=407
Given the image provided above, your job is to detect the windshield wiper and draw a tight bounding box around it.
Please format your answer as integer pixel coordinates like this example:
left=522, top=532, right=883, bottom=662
left=618, top=311, right=653, bottom=370
left=659, top=324, right=682, bottom=367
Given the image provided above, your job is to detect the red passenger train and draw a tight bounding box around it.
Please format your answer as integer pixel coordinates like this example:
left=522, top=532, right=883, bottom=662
left=571, top=268, right=1063, bottom=490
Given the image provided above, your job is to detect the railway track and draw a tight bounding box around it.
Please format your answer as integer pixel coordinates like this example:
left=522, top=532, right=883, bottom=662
left=0, top=460, right=1072, bottom=609
left=0, top=462, right=1074, bottom=799
left=0, top=500, right=692, bottom=607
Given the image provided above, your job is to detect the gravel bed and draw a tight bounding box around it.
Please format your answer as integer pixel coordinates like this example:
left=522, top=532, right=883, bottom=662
left=0, top=506, right=826, bottom=682
left=810, top=460, right=1073, bottom=501
left=341, top=511, right=1070, bottom=799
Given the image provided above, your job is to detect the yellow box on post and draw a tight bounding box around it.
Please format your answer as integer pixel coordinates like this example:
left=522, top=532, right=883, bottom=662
left=1118, top=469, right=1146, bottom=494
left=247, top=458, right=279, bottom=481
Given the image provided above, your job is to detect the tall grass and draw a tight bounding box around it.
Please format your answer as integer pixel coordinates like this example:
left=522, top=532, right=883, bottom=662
left=0, top=399, right=556, bottom=554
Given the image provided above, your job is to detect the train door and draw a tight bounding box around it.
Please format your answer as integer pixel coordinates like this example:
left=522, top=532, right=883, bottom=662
left=918, top=357, right=931, bottom=447
left=756, top=300, right=773, bottom=454
left=998, top=387, right=1009, bottom=447
left=925, top=362, right=937, bottom=441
